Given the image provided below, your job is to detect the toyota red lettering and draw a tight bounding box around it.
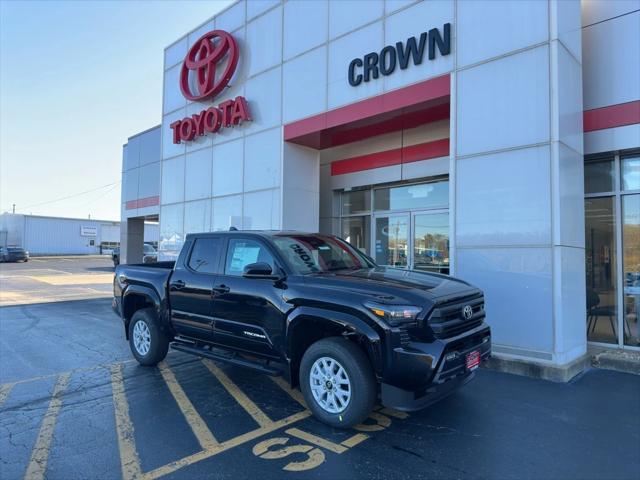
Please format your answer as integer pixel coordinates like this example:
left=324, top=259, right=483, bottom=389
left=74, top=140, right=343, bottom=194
left=171, top=29, right=252, bottom=144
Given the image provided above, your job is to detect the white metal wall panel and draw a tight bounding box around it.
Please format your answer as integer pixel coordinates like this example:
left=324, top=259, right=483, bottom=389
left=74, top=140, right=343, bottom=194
left=24, top=217, right=100, bottom=255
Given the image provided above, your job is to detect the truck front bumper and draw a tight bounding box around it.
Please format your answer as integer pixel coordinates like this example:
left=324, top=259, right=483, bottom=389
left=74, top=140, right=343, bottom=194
left=381, top=323, right=491, bottom=411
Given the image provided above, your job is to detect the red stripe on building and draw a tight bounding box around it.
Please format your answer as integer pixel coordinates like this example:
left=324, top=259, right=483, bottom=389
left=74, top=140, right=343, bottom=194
left=583, top=100, right=640, bottom=132
left=284, top=74, right=450, bottom=149
left=331, top=138, right=450, bottom=176
left=126, top=195, right=160, bottom=210
left=402, top=138, right=449, bottom=164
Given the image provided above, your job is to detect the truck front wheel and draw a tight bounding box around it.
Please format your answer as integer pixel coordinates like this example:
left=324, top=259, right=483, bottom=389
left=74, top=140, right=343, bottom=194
left=128, top=308, right=169, bottom=366
left=299, top=337, right=376, bottom=429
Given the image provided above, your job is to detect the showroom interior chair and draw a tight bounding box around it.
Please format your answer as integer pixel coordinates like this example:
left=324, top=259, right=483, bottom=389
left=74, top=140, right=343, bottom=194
left=586, top=289, right=617, bottom=337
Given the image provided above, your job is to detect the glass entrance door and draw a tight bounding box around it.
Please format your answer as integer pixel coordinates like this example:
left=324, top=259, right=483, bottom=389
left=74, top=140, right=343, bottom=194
left=373, top=211, right=449, bottom=271
left=374, top=214, right=409, bottom=267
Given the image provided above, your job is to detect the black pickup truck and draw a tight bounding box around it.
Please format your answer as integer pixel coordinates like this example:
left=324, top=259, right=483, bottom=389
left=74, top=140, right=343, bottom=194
left=113, top=231, right=490, bottom=428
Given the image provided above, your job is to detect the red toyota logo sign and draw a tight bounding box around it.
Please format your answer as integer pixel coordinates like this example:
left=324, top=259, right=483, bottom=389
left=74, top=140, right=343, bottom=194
left=170, top=29, right=251, bottom=144
left=180, top=30, right=239, bottom=101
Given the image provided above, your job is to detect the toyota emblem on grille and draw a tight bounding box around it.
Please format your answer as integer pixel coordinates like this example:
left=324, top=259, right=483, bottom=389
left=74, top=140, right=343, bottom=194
left=462, top=305, right=473, bottom=320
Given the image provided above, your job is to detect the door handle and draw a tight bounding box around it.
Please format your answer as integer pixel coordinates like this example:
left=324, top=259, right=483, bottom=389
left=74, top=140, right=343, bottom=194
left=213, top=284, right=230, bottom=294
left=170, top=280, right=186, bottom=290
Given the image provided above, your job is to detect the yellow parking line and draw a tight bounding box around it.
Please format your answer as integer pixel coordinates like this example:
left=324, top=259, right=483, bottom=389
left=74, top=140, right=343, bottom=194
left=143, top=410, right=312, bottom=480
left=202, top=359, right=273, bottom=428
left=285, top=427, right=347, bottom=454
left=24, top=373, right=70, bottom=480
left=1, top=359, right=136, bottom=389
left=341, top=433, right=369, bottom=448
left=158, top=362, right=218, bottom=450
left=269, top=376, right=307, bottom=408
left=0, top=383, right=14, bottom=407
left=110, top=364, right=142, bottom=480
left=380, top=407, right=409, bottom=419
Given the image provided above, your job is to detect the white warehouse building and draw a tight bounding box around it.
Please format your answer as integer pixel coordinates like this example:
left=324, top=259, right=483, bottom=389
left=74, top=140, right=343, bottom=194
left=0, top=213, right=158, bottom=256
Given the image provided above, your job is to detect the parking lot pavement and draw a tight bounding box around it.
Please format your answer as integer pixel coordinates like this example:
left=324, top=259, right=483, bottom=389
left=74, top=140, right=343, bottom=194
left=1, top=259, right=639, bottom=479
left=0, top=256, right=114, bottom=307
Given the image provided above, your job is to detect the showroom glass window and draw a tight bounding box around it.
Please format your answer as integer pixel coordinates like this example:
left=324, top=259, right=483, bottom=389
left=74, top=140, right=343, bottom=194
left=584, top=152, right=640, bottom=348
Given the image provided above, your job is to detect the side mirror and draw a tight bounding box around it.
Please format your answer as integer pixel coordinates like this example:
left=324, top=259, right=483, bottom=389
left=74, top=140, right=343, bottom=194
left=243, top=262, right=274, bottom=278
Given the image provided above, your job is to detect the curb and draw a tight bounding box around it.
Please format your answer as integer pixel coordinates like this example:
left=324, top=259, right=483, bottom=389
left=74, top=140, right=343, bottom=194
left=592, top=351, right=640, bottom=375
left=481, top=354, right=590, bottom=383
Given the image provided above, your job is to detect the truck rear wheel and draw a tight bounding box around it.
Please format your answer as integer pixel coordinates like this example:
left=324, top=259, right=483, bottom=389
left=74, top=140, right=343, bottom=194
left=299, top=337, right=376, bottom=429
left=128, top=308, right=169, bottom=366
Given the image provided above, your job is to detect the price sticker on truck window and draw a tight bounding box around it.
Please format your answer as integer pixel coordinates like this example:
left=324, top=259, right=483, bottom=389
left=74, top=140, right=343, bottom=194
left=466, top=350, right=481, bottom=371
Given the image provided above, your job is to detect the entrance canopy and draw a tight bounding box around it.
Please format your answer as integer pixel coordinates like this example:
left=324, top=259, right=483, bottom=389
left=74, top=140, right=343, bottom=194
left=284, top=74, right=450, bottom=150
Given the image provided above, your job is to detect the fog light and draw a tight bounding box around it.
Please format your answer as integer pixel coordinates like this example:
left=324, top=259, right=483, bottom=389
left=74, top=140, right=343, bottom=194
left=445, top=352, right=458, bottom=361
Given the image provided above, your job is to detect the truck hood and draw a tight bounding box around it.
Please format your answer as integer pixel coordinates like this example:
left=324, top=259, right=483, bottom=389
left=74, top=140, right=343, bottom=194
left=303, top=267, right=479, bottom=304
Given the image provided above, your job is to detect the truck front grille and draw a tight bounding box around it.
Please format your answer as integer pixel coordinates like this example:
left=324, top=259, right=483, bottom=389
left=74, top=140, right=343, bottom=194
left=427, top=293, right=485, bottom=339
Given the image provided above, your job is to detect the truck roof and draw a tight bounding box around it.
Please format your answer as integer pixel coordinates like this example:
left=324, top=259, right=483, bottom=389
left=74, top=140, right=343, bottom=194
left=184, top=230, right=321, bottom=241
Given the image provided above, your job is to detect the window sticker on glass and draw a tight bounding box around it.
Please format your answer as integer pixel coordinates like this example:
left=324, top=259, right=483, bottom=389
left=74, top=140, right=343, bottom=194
left=289, top=243, right=320, bottom=272
left=230, top=245, right=260, bottom=271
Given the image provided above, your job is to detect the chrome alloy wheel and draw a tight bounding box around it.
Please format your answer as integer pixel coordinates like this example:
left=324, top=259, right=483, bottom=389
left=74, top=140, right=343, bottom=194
left=133, top=320, right=151, bottom=356
left=309, top=356, right=351, bottom=414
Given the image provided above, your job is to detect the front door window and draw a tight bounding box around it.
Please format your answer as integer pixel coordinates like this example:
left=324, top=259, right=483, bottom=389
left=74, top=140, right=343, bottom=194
left=374, top=215, right=409, bottom=267
left=413, top=213, right=449, bottom=274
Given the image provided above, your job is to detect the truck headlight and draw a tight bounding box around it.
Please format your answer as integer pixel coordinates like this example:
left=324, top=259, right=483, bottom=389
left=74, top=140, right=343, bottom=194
left=364, top=301, right=422, bottom=326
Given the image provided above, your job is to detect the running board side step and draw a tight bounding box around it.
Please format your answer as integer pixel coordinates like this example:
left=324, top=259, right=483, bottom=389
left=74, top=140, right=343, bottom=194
left=169, top=342, right=282, bottom=376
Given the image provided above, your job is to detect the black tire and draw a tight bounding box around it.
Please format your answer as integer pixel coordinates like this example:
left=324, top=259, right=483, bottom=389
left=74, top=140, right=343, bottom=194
left=299, top=337, right=376, bottom=429
left=128, top=308, right=169, bottom=366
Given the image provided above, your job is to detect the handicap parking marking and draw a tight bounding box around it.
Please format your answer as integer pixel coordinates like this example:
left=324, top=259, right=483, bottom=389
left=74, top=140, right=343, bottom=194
left=249, top=407, right=403, bottom=473
left=24, top=373, right=70, bottom=480
left=158, top=361, right=219, bottom=450
left=110, top=363, right=143, bottom=480
left=252, top=436, right=326, bottom=472
left=206, top=360, right=307, bottom=422
left=0, top=355, right=414, bottom=480
left=202, top=359, right=273, bottom=428
left=268, top=374, right=307, bottom=408
left=0, top=376, right=61, bottom=480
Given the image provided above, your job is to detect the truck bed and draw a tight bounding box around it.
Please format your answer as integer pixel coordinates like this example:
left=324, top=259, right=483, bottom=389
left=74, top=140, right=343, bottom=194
left=115, top=262, right=175, bottom=300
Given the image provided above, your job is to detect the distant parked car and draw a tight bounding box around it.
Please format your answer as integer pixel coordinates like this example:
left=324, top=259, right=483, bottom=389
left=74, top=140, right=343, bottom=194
left=0, top=246, right=29, bottom=263
left=143, top=244, right=158, bottom=264
left=112, top=244, right=157, bottom=267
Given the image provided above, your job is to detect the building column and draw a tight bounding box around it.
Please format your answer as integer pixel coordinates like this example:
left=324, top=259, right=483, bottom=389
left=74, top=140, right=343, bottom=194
left=121, top=217, right=145, bottom=264
left=281, top=140, right=320, bottom=232
left=549, top=0, right=587, bottom=365
left=453, top=0, right=585, bottom=374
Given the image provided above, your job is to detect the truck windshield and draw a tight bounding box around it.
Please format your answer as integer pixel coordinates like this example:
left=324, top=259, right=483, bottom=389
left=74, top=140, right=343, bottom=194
left=272, top=235, right=374, bottom=274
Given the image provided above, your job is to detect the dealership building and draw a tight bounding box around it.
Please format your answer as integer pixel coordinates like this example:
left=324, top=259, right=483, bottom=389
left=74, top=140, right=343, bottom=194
left=120, top=0, right=640, bottom=377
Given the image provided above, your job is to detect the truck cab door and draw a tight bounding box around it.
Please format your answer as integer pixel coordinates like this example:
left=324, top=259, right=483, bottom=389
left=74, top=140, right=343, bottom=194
left=211, top=237, right=286, bottom=358
left=169, top=237, right=222, bottom=340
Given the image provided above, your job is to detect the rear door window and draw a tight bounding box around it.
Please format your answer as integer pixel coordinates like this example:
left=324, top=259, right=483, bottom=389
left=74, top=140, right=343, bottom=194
left=224, top=239, right=275, bottom=276
left=188, top=238, right=222, bottom=274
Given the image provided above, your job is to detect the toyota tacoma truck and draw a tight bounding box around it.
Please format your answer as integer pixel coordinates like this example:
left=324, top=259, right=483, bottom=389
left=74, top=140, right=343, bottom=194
left=112, top=231, right=491, bottom=428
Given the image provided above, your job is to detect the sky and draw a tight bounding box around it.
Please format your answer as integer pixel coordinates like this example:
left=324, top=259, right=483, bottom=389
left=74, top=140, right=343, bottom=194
left=0, top=0, right=232, bottom=221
